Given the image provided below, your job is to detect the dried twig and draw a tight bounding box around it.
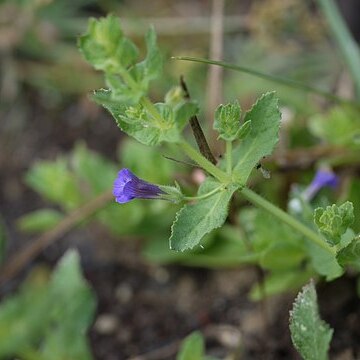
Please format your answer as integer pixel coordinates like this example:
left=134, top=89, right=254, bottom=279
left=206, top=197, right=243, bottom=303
left=0, top=189, right=113, bottom=286
left=180, top=75, right=217, bottom=165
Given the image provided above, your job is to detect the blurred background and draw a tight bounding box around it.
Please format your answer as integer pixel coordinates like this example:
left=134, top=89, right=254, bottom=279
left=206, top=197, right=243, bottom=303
left=0, top=0, right=360, bottom=359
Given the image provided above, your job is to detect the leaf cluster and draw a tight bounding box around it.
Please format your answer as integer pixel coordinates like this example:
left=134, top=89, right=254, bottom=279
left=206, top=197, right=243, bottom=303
left=0, top=250, right=96, bottom=359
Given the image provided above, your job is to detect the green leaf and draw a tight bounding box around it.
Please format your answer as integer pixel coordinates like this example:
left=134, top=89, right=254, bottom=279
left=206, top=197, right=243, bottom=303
left=80, top=16, right=162, bottom=105
left=174, top=101, right=199, bottom=128
left=309, top=105, right=360, bottom=149
left=0, top=250, right=96, bottom=359
left=305, top=240, right=343, bottom=280
left=337, top=235, right=360, bottom=268
left=314, top=201, right=354, bottom=245
left=214, top=100, right=242, bottom=141
left=144, top=225, right=257, bottom=268
left=233, top=92, right=281, bottom=185
left=130, top=27, right=163, bottom=87
left=260, top=243, right=305, bottom=271
left=170, top=180, right=238, bottom=251
left=176, top=331, right=205, bottom=360
left=249, top=269, right=313, bottom=301
left=72, top=142, right=118, bottom=194
left=40, top=250, right=96, bottom=360
left=93, top=90, right=182, bottom=146
left=17, top=209, right=63, bottom=233
left=78, top=15, right=138, bottom=73
left=237, top=119, right=252, bottom=139
left=289, top=280, right=333, bottom=360
left=25, top=158, right=83, bottom=211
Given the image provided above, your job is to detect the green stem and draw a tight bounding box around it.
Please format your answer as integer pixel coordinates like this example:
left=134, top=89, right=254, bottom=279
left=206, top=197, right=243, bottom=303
left=118, top=67, right=167, bottom=127
left=316, top=0, right=360, bottom=100
left=140, top=97, right=168, bottom=128
left=183, top=185, right=224, bottom=201
left=240, top=187, right=336, bottom=255
left=179, top=141, right=229, bottom=183
left=226, top=141, right=232, bottom=175
left=173, top=56, right=360, bottom=107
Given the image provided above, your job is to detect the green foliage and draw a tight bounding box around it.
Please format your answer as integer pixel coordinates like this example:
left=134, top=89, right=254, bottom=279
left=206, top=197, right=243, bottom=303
left=304, top=240, right=343, bottom=281
left=337, top=235, right=360, bottom=269
left=249, top=269, right=314, bottom=301
left=176, top=331, right=205, bottom=360
left=309, top=106, right=360, bottom=148
left=0, top=250, right=96, bottom=359
left=144, top=225, right=257, bottom=268
left=170, top=180, right=238, bottom=251
left=25, top=157, right=83, bottom=211
left=17, top=209, right=63, bottom=233
left=314, top=201, right=354, bottom=245
left=214, top=100, right=242, bottom=141
left=233, top=92, right=281, bottom=185
left=21, top=142, right=176, bottom=237
left=289, top=280, right=333, bottom=360
left=80, top=15, right=199, bottom=147
left=79, top=15, right=139, bottom=72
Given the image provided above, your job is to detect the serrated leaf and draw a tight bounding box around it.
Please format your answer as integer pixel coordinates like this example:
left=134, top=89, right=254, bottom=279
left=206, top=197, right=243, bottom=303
left=289, top=280, right=333, bottom=360
left=170, top=180, right=238, bottom=251
left=131, top=27, right=163, bottom=86
left=17, top=209, right=63, bottom=234
left=337, top=235, right=360, bottom=268
left=214, top=100, right=242, bottom=141
left=176, top=331, right=205, bottom=360
left=314, top=201, right=354, bottom=245
left=78, top=15, right=138, bottom=73
left=80, top=16, right=162, bottom=105
left=233, top=92, right=281, bottom=185
left=93, top=89, right=182, bottom=145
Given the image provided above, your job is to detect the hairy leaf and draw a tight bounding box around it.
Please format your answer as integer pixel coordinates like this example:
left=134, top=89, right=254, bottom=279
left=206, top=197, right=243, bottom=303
left=314, top=201, right=354, bottom=245
left=214, top=100, right=242, bottom=141
left=290, top=280, right=333, bottom=360
left=170, top=180, right=238, bottom=251
left=233, top=92, right=281, bottom=185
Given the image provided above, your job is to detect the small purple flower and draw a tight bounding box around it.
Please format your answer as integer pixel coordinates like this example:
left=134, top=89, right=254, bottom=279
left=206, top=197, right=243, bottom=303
left=113, top=168, right=165, bottom=203
left=303, top=168, right=339, bottom=201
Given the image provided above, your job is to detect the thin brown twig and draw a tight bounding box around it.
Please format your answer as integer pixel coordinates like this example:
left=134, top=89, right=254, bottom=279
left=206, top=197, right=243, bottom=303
left=0, top=189, right=113, bottom=286
left=180, top=75, right=217, bottom=165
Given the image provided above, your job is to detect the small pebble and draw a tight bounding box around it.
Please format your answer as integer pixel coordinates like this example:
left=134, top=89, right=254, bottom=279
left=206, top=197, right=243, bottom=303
left=115, top=283, right=133, bottom=304
left=94, top=314, right=118, bottom=335
left=152, top=267, right=170, bottom=284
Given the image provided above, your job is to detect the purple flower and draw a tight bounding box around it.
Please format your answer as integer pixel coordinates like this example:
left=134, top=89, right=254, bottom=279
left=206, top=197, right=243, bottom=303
left=303, top=169, right=339, bottom=201
left=113, top=168, right=165, bottom=203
